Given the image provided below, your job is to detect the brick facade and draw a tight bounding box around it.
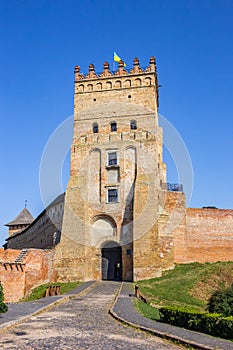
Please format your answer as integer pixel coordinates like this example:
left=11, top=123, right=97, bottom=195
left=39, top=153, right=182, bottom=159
left=1, top=57, right=233, bottom=302
left=53, top=57, right=169, bottom=282
left=0, top=249, right=54, bottom=302
left=174, top=208, right=233, bottom=263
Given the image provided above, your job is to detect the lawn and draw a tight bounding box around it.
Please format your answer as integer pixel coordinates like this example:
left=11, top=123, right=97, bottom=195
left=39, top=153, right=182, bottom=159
left=135, top=262, right=233, bottom=319
left=21, top=281, right=82, bottom=302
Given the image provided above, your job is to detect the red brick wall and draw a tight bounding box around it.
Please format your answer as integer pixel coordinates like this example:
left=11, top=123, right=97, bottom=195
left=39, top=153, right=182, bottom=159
left=0, top=248, right=54, bottom=302
left=174, top=208, right=233, bottom=263
left=24, top=249, right=55, bottom=293
left=0, top=262, right=25, bottom=303
left=0, top=249, right=21, bottom=262
left=159, top=191, right=187, bottom=269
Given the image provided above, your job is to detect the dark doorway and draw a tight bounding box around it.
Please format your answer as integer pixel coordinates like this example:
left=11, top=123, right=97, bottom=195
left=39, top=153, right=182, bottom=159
left=101, top=242, right=122, bottom=281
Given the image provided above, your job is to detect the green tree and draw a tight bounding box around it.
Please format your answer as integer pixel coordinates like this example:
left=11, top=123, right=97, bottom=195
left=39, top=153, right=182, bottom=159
left=0, top=282, right=8, bottom=313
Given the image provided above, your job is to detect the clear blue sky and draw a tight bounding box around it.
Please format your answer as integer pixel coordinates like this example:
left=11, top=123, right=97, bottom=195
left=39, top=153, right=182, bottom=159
left=1, top=0, right=233, bottom=246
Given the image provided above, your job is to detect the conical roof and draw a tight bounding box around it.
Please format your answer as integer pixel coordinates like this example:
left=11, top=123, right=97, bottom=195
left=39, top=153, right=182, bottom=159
left=5, top=207, right=34, bottom=227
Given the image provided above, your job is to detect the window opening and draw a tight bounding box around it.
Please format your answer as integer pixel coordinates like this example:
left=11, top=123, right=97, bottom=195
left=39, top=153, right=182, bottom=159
left=130, top=120, right=137, bottom=130
left=108, top=189, right=118, bottom=203
left=93, top=123, right=99, bottom=133
left=111, top=121, right=117, bottom=132
left=108, top=152, right=117, bottom=166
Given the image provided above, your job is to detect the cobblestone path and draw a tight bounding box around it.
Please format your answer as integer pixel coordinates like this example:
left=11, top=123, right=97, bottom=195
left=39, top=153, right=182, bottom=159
left=0, top=282, right=184, bottom=349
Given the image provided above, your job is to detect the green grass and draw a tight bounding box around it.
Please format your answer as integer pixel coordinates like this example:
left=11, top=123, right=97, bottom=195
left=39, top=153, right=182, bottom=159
left=134, top=299, right=160, bottom=321
left=21, top=281, right=82, bottom=302
left=137, top=262, right=233, bottom=312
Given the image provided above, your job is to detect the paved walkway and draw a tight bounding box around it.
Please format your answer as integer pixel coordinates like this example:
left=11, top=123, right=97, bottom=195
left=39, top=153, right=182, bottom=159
left=0, top=281, right=232, bottom=349
left=112, top=283, right=233, bottom=350
left=0, top=282, right=183, bottom=349
left=0, top=281, right=94, bottom=329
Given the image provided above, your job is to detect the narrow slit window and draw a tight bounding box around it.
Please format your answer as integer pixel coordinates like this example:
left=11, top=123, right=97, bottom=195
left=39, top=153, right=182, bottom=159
left=130, top=120, right=137, bottom=130
left=111, top=121, right=117, bottom=132
left=93, top=123, right=99, bottom=133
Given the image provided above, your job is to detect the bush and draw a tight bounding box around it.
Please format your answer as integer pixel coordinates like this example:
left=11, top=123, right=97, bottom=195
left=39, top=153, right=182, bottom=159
left=0, top=282, right=8, bottom=313
left=207, top=283, right=233, bottom=316
left=159, top=306, right=233, bottom=340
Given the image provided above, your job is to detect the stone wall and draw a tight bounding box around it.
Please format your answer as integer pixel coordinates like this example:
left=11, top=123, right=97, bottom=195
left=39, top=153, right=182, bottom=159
left=159, top=191, right=187, bottom=270
left=53, top=57, right=165, bottom=282
left=0, top=248, right=54, bottom=302
left=6, top=194, right=64, bottom=250
left=3, top=57, right=233, bottom=288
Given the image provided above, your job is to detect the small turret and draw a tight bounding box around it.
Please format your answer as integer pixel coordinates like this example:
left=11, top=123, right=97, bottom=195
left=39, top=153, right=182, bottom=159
left=5, top=207, right=34, bottom=237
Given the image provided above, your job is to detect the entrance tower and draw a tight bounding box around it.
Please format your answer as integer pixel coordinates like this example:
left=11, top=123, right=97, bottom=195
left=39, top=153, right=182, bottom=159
left=53, top=57, right=169, bottom=281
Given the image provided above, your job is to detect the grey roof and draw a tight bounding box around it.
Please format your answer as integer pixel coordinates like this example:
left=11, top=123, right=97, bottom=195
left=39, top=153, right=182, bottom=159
left=5, top=193, right=65, bottom=241
left=46, top=193, right=65, bottom=210
left=5, top=207, right=34, bottom=227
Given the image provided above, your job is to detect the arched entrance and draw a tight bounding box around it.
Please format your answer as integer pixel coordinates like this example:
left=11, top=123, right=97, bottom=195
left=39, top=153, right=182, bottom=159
left=101, top=241, right=122, bottom=281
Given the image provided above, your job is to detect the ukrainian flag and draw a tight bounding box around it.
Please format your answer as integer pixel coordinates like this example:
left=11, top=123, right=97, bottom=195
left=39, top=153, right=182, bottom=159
left=114, top=52, right=126, bottom=67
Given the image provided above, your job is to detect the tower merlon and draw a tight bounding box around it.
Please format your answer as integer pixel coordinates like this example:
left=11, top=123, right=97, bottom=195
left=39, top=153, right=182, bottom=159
left=74, top=56, right=159, bottom=109
left=74, top=56, right=157, bottom=81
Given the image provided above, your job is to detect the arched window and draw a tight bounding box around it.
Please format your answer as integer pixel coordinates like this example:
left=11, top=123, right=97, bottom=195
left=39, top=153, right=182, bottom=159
left=130, top=120, right=137, bottom=130
left=111, top=121, right=117, bottom=132
left=93, top=123, right=99, bottom=133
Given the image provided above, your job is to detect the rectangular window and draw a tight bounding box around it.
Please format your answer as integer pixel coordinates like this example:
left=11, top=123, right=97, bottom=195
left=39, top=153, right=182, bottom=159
left=111, top=122, right=117, bottom=132
left=130, top=120, right=137, bottom=130
left=108, top=189, right=118, bottom=203
left=108, top=151, right=117, bottom=166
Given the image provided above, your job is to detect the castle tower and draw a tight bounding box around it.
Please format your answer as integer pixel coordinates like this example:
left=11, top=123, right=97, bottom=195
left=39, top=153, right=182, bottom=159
left=53, top=57, right=169, bottom=282
left=5, top=207, right=34, bottom=237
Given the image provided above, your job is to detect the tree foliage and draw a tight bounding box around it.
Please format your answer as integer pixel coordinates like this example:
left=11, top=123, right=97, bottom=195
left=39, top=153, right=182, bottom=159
left=0, top=282, right=8, bottom=313
left=207, top=283, right=233, bottom=316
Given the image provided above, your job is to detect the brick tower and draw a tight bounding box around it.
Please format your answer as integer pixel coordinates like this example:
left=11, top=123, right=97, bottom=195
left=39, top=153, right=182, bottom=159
left=53, top=57, right=174, bottom=282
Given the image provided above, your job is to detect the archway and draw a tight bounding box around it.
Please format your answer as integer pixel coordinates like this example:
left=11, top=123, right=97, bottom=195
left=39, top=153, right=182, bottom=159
left=101, top=241, right=122, bottom=281
left=90, top=215, right=116, bottom=246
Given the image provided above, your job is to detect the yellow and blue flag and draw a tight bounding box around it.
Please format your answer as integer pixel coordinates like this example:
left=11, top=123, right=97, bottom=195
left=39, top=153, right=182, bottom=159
left=114, top=52, right=126, bottom=67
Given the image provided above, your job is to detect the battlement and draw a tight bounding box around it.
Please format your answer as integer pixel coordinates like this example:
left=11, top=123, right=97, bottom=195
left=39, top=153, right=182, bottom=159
left=75, top=56, right=157, bottom=80
left=74, top=57, right=159, bottom=100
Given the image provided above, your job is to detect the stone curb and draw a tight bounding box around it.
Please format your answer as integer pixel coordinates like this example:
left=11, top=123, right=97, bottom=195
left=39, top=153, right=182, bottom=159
left=108, top=283, right=222, bottom=350
left=0, top=281, right=96, bottom=332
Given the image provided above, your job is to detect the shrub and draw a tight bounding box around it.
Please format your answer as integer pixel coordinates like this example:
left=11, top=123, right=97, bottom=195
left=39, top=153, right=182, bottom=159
left=0, top=282, right=8, bottom=313
left=207, top=283, right=233, bottom=316
left=159, top=306, right=233, bottom=340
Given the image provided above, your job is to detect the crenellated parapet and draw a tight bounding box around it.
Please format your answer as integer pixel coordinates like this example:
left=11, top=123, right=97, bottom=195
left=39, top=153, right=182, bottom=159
left=74, top=57, right=159, bottom=101
left=75, top=57, right=157, bottom=80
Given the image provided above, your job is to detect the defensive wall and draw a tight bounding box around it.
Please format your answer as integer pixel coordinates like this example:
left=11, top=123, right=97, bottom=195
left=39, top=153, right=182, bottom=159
left=6, top=194, right=64, bottom=250
left=0, top=248, right=54, bottom=303
left=1, top=202, right=233, bottom=302
left=1, top=56, right=233, bottom=301
left=174, top=207, right=233, bottom=263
